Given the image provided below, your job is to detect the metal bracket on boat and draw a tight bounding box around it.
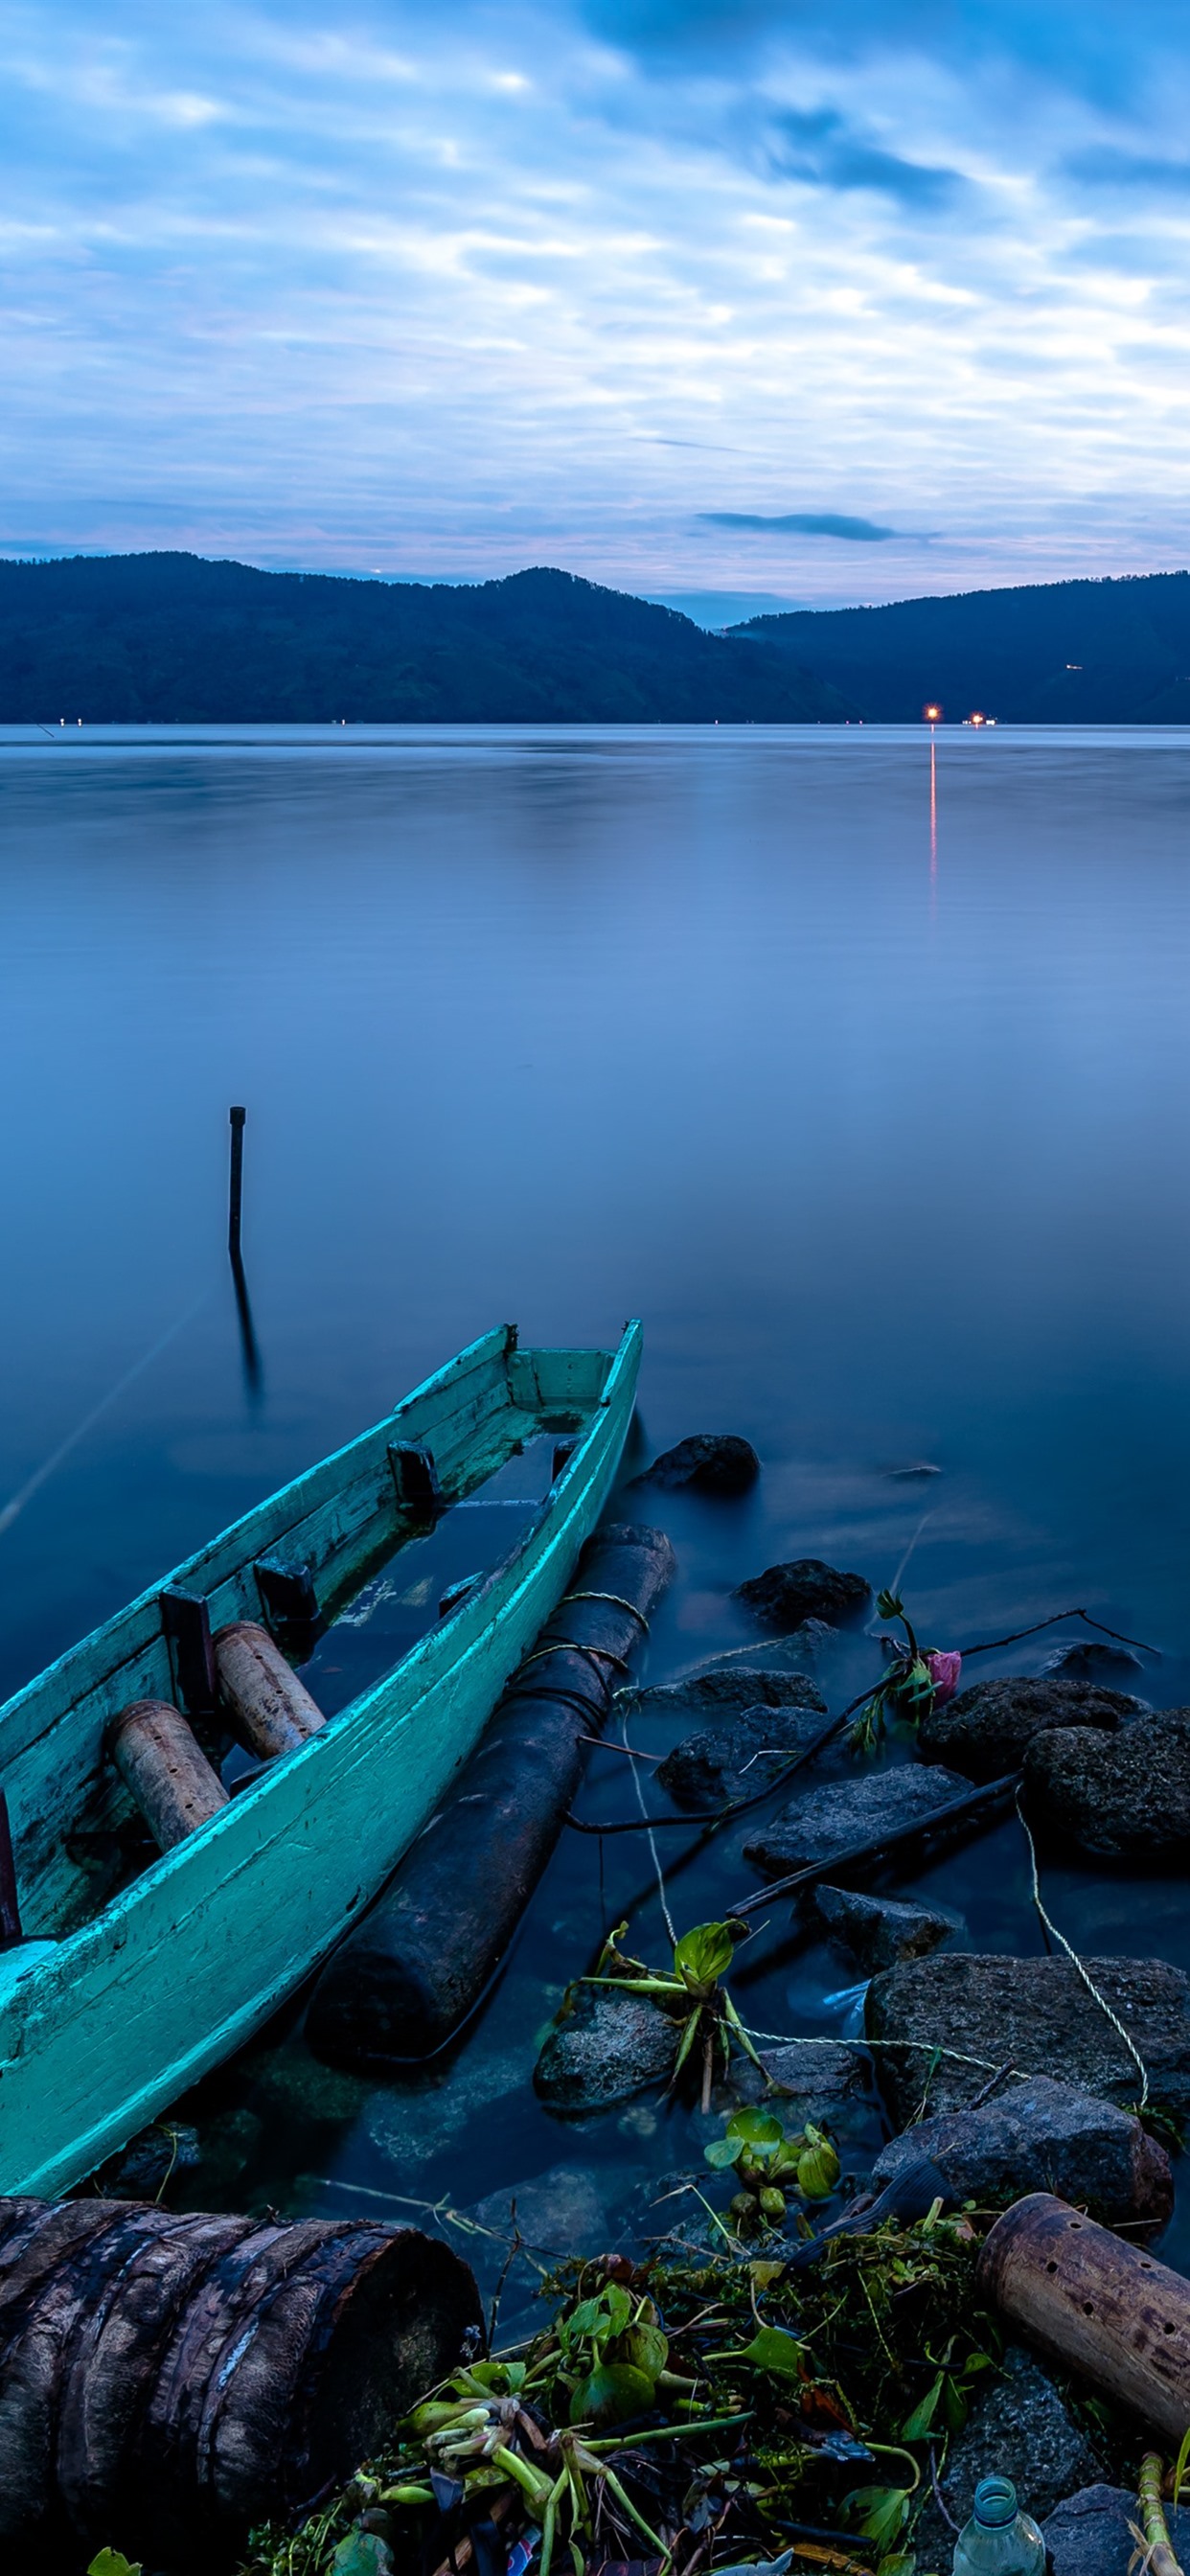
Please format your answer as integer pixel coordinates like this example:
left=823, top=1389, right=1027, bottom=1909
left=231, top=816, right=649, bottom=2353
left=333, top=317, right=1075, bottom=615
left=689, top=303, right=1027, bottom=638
left=387, top=1441, right=445, bottom=1520
left=254, top=1552, right=319, bottom=1638
left=160, top=1586, right=217, bottom=1717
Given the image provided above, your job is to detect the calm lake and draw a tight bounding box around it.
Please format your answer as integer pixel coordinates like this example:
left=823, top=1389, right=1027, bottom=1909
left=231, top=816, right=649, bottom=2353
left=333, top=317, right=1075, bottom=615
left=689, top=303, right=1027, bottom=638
left=3, top=722, right=1190, bottom=2284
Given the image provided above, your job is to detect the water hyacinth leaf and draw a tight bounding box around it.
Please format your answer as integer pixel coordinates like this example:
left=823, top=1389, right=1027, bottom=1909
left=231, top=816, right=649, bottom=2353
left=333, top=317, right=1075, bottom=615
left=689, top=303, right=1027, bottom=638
left=87, top=2557, right=143, bottom=2576
left=901, top=2369, right=944, bottom=2438
left=737, top=2325, right=804, bottom=2376
left=876, top=1589, right=904, bottom=1620
left=796, top=2127, right=840, bottom=2198
left=331, top=2533, right=395, bottom=2576
left=621, top=2320, right=669, bottom=2380
left=569, top=2360, right=657, bottom=2426
left=726, top=2107, right=784, bottom=2153
left=843, top=2484, right=911, bottom=2551
left=704, top=2135, right=745, bottom=2170
left=674, top=1920, right=736, bottom=1991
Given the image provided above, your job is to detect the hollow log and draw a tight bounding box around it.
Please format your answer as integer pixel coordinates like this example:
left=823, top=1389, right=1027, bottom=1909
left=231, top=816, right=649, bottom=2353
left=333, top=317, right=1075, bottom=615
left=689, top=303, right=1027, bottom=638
left=306, top=1522, right=676, bottom=2067
left=0, top=2194, right=481, bottom=2564
left=108, top=1700, right=229, bottom=1849
left=977, top=2191, right=1190, bottom=2444
left=213, top=1620, right=326, bottom=1760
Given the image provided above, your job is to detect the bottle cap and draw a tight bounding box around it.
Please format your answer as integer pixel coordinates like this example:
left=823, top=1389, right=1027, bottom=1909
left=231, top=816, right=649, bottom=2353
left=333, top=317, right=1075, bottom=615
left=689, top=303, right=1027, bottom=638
left=974, top=2475, right=1018, bottom=2527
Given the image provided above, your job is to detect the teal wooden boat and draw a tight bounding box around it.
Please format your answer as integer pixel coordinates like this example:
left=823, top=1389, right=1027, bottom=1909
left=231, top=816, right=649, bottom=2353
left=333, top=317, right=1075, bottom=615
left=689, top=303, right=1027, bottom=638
left=0, top=1320, right=641, bottom=2198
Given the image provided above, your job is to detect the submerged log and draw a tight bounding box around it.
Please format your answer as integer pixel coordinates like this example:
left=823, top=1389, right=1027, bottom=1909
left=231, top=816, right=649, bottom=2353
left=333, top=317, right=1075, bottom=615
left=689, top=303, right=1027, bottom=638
left=0, top=2194, right=481, bottom=2564
left=306, top=1522, right=676, bottom=2066
left=977, top=2191, right=1190, bottom=2444
left=108, top=1700, right=229, bottom=1849
left=213, top=1619, right=326, bottom=1759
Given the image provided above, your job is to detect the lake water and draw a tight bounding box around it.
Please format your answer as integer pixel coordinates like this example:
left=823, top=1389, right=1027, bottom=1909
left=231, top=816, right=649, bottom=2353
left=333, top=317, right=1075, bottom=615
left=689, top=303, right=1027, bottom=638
left=4, top=722, right=1190, bottom=2284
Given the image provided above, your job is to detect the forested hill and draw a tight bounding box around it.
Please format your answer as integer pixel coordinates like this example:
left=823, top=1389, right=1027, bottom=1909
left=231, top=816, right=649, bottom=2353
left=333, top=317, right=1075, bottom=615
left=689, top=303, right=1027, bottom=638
left=734, top=572, right=1190, bottom=724
left=0, top=553, right=853, bottom=723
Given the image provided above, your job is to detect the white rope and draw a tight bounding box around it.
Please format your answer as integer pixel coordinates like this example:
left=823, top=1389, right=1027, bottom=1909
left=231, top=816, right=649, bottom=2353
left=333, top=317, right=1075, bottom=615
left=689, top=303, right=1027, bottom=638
left=622, top=1709, right=677, bottom=1947
left=0, top=1292, right=208, bottom=1537
left=1017, top=1796, right=1150, bottom=2109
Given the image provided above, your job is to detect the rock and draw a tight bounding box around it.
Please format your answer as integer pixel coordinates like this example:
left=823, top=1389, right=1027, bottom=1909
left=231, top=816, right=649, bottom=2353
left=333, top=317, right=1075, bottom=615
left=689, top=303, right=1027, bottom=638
left=636, top=1434, right=760, bottom=1495
left=815, top=1885, right=964, bottom=1972
left=94, top=2120, right=201, bottom=2198
left=535, top=1982, right=678, bottom=2112
left=734, top=1558, right=871, bottom=1633
left=1024, top=1712, right=1190, bottom=1858
left=912, top=2347, right=1103, bottom=2574
left=619, top=1667, right=827, bottom=1728
left=866, top=1952, right=1190, bottom=2124
left=917, top=1676, right=1142, bottom=1782
left=744, top=1763, right=973, bottom=1879
left=470, top=2162, right=622, bottom=2255
left=1041, top=1637, right=1147, bottom=1683
left=657, top=1699, right=830, bottom=1807
left=717, top=2038, right=870, bottom=2128
left=1042, top=2484, right=1190, bottom=2576
left=870, top=2075, right=1173, bottom=2225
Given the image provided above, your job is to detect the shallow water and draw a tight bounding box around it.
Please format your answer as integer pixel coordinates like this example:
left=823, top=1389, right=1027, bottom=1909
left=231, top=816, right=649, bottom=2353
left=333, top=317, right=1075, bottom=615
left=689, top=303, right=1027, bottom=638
left=3, top=722, right=1190, bottom=2275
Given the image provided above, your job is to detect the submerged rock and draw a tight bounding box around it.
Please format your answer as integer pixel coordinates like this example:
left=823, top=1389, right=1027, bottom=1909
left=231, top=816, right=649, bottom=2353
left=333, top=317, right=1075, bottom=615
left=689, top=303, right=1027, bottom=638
left=470, top=2162, right=624, bottom=2256
left=618, top=1667, right=826, bottom=1730
left=815, top=1884, right=964, bottom=1972
left=733, top=1558, right=871, bottom=1634
left=1024, top=1711, right=1190, bottom=1858
left=636, top=1433, right=760, bottom=1495
left=871, top=2074, right=1173, bottom=2227
left=912, top=2347, right=1103, bottom=2575
left=1041, top=1636, right=1147, bottom=1683
left=657, top=1696, right=829, bottom=1807
left=916, top=1675, right=1142, bottom=1782
left=534, top=1982, right=678, bottom=2112
left=744, top=1763, right=972, bottom=1879
left=1042, top=2485, right=1190, bottom=2576
left=717, top=2038, right=871, bottom=2129
left=866, top=1952, right=1190, bottom=2124
left=96, top=2120, right=201, bottom=2199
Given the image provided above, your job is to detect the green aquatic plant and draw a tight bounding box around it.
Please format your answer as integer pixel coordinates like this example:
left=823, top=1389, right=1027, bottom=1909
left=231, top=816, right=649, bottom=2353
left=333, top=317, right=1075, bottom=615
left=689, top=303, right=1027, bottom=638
left=704, top=2104, right=841, bottom=2234
left=851, top=1590, right=962, bottom=1756
left=586, top=1916, right=767, bottom=2110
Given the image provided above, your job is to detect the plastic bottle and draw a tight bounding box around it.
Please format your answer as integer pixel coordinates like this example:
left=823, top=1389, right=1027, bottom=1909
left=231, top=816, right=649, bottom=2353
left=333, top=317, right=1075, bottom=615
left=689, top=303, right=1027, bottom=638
left=951, top=2474, right=1045, bottom=2573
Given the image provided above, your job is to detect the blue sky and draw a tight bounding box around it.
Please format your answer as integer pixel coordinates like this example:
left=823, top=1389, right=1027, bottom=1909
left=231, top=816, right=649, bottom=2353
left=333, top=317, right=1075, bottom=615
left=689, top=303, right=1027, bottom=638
left=4, top=0, right=1190, bottom=606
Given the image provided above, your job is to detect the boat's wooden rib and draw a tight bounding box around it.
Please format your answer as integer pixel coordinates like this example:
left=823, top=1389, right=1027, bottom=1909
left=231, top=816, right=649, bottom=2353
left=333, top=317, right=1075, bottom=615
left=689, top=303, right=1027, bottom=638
left=0, top=1319, right=642, bottom=2198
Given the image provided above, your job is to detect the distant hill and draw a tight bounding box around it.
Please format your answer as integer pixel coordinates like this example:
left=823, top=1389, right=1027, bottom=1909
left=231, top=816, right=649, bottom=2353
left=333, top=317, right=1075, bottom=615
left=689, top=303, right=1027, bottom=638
left=733, top=572, right=1190, bottom=724
left=0, top=552, right=854, bottom=723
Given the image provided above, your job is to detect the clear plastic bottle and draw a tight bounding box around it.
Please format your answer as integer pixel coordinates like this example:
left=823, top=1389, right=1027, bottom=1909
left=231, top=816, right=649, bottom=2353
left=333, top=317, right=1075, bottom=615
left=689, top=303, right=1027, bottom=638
left=951, top=2474, right=1045, bottom=2574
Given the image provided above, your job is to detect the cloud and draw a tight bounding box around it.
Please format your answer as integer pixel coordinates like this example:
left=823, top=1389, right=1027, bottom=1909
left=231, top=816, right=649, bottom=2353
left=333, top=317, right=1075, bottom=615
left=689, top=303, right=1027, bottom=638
left=759, top=105, right=962, bottom=205
left=700, top=513, right=904, bottom=541
left=1065, top=147, right=1190, bottom=193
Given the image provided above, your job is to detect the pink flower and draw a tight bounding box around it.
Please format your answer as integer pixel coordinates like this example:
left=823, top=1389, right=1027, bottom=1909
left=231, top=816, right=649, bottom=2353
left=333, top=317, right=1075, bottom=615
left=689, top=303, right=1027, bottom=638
left=926, top=1649, right=962, bottom=1706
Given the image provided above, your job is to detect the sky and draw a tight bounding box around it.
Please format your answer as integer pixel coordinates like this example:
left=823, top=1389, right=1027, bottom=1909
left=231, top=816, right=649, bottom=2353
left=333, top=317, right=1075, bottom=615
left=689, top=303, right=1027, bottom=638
left=4, top=0, right=1190, bottom=610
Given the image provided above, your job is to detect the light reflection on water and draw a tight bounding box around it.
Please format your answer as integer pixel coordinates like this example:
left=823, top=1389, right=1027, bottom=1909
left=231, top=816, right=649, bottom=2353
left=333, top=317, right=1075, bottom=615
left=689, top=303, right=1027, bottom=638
left=2, top=723, right=1190, bottom=2260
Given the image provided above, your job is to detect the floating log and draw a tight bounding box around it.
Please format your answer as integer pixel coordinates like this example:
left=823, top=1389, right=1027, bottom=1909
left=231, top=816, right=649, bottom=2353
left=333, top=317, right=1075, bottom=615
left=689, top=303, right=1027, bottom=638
left=108, top=1701, right=229, bottom=1850
left=977, top=2191, right=1190, bottom=2444
left=213, top=1619, right=326, bottom=1759
left=306, top=1522, right=676, bottom=2066
left=0, top=2194, right=481, bottom=2564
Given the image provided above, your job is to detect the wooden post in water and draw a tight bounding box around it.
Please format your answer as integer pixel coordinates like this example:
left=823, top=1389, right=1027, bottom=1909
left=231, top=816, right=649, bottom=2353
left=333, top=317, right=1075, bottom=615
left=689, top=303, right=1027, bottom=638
left=227, top=1106, right=246, bottom=1257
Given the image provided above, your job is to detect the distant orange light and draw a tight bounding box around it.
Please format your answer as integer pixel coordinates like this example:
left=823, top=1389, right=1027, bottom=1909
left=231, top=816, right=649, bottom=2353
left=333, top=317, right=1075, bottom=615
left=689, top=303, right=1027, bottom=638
left=966, top=711, right=986, bottom=727
left=923, top=702, right=942, bottom=722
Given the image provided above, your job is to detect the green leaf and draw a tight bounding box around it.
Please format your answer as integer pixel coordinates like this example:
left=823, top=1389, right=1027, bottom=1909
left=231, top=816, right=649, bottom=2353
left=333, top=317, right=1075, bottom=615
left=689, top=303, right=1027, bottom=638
left=901, top=2371, right=943, bottom=2439
left=620, top=2321, right=669, bottom=2381
left=87, top=2557, right=142, bottom=2576
left=569, top=2361, right=657, bottom=2427
left=796, top=2128, right=840, bottom=2198
left=726, top=2107, right=785, bottom=2152
left=736, top=2325, right=804, bottom=2377
left=331, top=2534, right=395, bottom=2576
left=843, top=2485, right=911, bottom=2552
left=674, top=1920, right=736, bottom=1992
left=704, top=2136, right=744, bottom=2170
left=876, top=1588, right=904, bottom=1620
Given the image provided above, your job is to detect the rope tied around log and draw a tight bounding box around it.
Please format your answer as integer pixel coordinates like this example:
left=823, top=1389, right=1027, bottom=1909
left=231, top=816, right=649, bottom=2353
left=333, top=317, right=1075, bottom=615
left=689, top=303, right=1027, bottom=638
left=1017, top=1794, right=1151, bottom=2109
left=559, top=1588, right=652, bottom=1630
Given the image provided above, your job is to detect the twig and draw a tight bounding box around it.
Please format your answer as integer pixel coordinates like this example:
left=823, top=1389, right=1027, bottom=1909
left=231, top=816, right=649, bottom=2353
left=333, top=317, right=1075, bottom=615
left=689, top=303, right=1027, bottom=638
left=969, top=2059, right=1015, bottom=2110
left=729, top=1772, right=1019, bottom=1914
left=929, top=2439, right=959, bottom=2533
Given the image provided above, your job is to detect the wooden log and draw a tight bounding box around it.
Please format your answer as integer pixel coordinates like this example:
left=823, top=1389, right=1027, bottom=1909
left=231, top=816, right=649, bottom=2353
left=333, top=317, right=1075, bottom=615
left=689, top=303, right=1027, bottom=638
left=306, top=1523, right=676, bottom=2066
left=977, top=2191, right=1190, bottom=2444
left=108, top=1700, right=229, bottom=1850
left=0, top=2194, right=482, bottom=2562
left=213, top=1620, right=326, bottom=1759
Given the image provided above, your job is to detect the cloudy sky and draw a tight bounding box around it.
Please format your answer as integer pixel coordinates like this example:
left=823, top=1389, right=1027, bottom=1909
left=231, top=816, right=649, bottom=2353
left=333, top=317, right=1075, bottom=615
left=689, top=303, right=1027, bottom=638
left=4, top=0, right=1190, bottom=608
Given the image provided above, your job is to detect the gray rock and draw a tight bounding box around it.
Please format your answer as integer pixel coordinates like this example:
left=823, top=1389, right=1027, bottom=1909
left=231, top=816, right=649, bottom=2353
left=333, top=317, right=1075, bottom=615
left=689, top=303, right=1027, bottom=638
left=815, top=1884, right=964, bottom=1972
left=1041, top=1637, right=1147, bottom=1683
left=470, top=2161, right=623, bottom=2255
left=716, top=2039, right=870, bottom=2128
left=95, top=2120, right=201, bottom=2198
left=619, top=1667, right=827, bottom=1727
left=1025, top=1712, right=1190, bottom=1858
left=744, top=1763, right=972, bottom=1879
left=535, top=1981, right=678, bottom=2112
left=912, top=2347, right=1103, bottom=2574
left=1042, top=2484, right=1190, bottom=2576
left=657, top=1699, right=830, bottom=1807
left=871, top=2074, right=1173, bottom=2225
left=734, top=1557, right=871, bottom=1634
left=866, top=1952, right=1190, bottom=2124
left=917, top=1676, right=1142, bottom=1782
left=636, top=1434, right=760, bottom=1495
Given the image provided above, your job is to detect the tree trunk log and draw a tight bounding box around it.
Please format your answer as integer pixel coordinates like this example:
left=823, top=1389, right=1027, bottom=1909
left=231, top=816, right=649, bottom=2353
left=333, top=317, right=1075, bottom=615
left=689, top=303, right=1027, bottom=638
left=213, top=1621, right=326, bottom=1759
left=108, top=1701, right=229, bottom=1849
left=977, top=2190, right=1190, bottom=2444
left=306, top=1522, right=675, bottom=2067
left=0, top=2195, right=481, bottom=2564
